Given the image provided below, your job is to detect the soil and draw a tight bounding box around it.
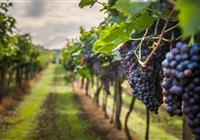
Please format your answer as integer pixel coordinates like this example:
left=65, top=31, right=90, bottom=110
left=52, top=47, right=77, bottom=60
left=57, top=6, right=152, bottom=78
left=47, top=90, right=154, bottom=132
left=30, top=92, right=70, bottom=140
left=29, top=80, right=128, bottom=140
left=73, top=80, right=128, bottom=140
left=0, top=71, right=44, bottom=130
left=0, top=69, right=129, bottom=140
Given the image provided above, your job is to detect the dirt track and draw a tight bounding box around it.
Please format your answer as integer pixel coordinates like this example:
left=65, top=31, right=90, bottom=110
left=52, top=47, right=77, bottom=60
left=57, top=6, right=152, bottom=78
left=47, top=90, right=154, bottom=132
left=73, top=81, right=128, bottom=140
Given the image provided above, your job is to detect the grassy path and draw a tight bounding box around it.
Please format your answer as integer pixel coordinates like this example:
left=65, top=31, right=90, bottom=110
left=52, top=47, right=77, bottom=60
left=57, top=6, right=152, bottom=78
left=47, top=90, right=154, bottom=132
left=89, top=82, right=182, bottom=140
left=1, top=64, right=55, bottom=140
left=0, top=64, right=100, bottom=140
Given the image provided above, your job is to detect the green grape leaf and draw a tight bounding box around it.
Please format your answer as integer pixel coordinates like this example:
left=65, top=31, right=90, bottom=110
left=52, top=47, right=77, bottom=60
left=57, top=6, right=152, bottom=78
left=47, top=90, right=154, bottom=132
left=93, top=23, right=130, bottom=54
left=93, top=11, right=156, bottom=54
left=131, top=11, right=156, bottom=33
left=177, top=0, right=200, bottom=36
left=113, top=0, right=150, bottom=16
left=79, top=0, right=96, bottom=8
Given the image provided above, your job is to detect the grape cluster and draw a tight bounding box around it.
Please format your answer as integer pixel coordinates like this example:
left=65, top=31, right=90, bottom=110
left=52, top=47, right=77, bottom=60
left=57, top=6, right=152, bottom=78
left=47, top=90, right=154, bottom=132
left=92, top=60, right=100, bottom=75
left=83, top=46, right=92, bottom=61
left=101, top=76, right=111, bottom=93
left=108, top=61, right=125, bottom=80
left=92, top=55, right=101, bottom=75
left=119, top=41, right=165, bottom=113
left=100, top=60, right=125, bottom=93
left=83, top=46, right=101, bottom=76
left=162, top=42, right=200, bottom=139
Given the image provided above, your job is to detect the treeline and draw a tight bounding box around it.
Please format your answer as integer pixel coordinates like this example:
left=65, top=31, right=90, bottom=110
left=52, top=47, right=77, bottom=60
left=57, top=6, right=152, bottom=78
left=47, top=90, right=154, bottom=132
left=0, top=2, right=53, bottom=100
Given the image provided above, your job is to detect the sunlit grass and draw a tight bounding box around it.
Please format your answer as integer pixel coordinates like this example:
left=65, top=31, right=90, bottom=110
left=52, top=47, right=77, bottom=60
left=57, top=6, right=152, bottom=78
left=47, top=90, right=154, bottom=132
left=93, top=80, right=182, bottom=140
left=1, top=64, right=101, bottom=140
left=1, top=64, right=55, bottom=140
left=0, top=64, right=182, bottom=140
left=54, top=66, right=101, bottom=140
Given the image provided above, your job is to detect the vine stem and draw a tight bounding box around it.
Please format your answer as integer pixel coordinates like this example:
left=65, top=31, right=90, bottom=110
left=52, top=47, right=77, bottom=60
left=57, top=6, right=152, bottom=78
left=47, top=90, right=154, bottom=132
left=154, top=19, right=160, bottom=35
left=134, top=29, right=149, bottom=60
left=130, top=23, right=179, bottom=42
left=131, top=36, right=173, bottom=42
left=131, top=35, right=152, bottom=41
left=139, top=11, right=175, bottom=67
left=145, top=107, right=150, bottom=140
left=96, top=0, right=104, bottom=7
left=175, top=35, right=183, bottom=41
left=164, top=23, right=180, bottom=33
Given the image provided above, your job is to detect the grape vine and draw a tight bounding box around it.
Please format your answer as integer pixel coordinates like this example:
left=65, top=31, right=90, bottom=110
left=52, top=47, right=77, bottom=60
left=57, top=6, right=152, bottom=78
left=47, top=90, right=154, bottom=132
left=61, top=0, right=200, bottom=139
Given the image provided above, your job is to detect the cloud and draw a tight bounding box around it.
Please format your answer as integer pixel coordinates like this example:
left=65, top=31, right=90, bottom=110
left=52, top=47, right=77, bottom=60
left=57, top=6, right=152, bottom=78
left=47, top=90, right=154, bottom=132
left=26, top=0, right=45, bottom=17
left=8, top=0, right=106, bottom=49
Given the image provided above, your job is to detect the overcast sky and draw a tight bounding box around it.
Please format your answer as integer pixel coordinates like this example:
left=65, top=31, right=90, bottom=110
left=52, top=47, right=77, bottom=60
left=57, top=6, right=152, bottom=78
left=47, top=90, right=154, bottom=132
left=8, top=0, right=106, bottom=49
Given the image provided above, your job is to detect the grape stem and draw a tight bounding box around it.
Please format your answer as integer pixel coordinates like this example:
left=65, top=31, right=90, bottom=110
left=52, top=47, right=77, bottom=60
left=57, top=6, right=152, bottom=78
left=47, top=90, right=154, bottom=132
left=154, top=19, right=160, bottom=35
left=134, top=28, right=149, bottom=60
left=131, top=36, right=174, bottom=42
left=138, top=11, right=175, bottom=67
left=96, top=0, right=104, bottom=6
left=130, top=23, right=179, bottom=42
left=164, top=23, right=180, bottom=33
left=131, top=35, right=152, bottom=41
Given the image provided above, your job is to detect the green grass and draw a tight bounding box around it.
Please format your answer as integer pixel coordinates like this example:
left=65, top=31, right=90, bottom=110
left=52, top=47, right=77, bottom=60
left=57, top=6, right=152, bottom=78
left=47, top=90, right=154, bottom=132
left=0, top=64, right=55, bottom=140
left=91, top=79, right=182, bottom=140
left=120, top=86, right=182, bottom=139
left=121, top=88, right=182, bottom=134
left=0, top=63, right=182, bottom=140
left=0, top=64, right=101, bottom=140
left=103, top=93, right=181, bottom=140
left=53, top=65, right=100, bottom=140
